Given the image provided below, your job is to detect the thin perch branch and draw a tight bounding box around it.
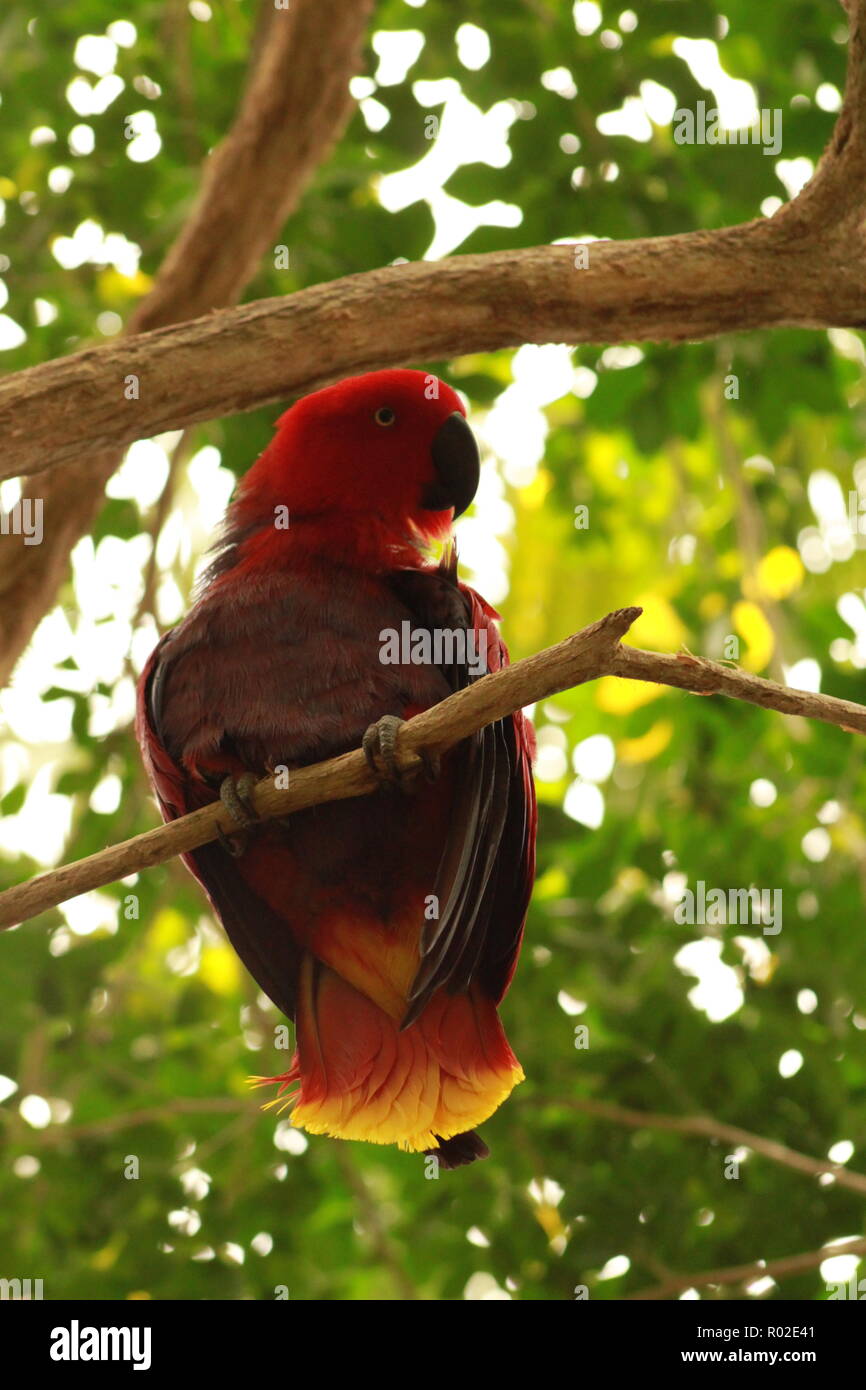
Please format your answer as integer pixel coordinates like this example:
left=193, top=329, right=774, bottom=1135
left=626, top=1237, right=866, bottom=1301
left=0, top=608, right=637, bottom=929
left=564, top=1097, right=866, bottom=1198
left=4, top=608, right=866, bottom=929
left=611, top=647, right=866, bottom=732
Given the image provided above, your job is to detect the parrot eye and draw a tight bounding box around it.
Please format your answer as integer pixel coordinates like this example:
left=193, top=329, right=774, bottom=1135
left=374, top=406, right=396, bottom=427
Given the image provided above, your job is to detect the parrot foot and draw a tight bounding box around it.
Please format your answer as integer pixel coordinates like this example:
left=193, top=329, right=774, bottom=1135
left=362, top=716, right=440, bottom=792
left=216, top=773, right=261, bottom=857
left=424, top=1130, right=490, bottom=1170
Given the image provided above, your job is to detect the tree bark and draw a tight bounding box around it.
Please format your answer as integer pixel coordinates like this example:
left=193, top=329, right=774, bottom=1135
left=3, top=223, right=864, bottom=483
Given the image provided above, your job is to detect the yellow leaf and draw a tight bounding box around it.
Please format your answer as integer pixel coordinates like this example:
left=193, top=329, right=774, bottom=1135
left=629, top=593, right=688, bottom=651
left=150, top=908, right=187, bottom=950
left=756, top=545, right=804, bottom=600
left=534, top=1203, right=567, bottom=1242
left=596, top=676, right=664, bottom=715
left=585, top=433, right=621, bottom=486
left=598, top=866, right=650, bottom=914
left=91, top=1238, right=123, bottom=1271
left=718, top=550, right=742, bottom=580
left=617, top=719, right=674, bottom=764
left=732, top=600, right=774, bottom=671
left=199, top=943, right=242, bottom=996
left=534, top=865, right=569, bottom=901
left=750, top=952, right=779, bottom=986
left=535, top=778, right=568, bottom=807
left=97, top=266, right=153, bottom=302
left=699, top=591, right=726, bottom=620
left=518, top=468, right=553, bottom=510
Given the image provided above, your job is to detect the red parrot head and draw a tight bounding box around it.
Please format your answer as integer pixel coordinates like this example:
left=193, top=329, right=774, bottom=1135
left=232, top=370, right=480, bottom=557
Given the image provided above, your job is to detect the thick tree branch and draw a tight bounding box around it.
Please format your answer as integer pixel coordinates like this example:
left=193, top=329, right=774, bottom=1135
left=5, top=1, right=866, bottom=482
left=3, top=225, right=866, bottom=484
left=1, top=2, right=866, bottom=683
left=4, top=608, right=866, bottom=930
left=775, top=0, right=866, bottom=235
left=127, top=0, right=373, bottom=331
left=0, top=0, right=373, bottom=683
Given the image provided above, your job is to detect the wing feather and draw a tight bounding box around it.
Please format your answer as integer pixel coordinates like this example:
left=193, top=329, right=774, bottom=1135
left=391, top=551, right=536, bottom=1019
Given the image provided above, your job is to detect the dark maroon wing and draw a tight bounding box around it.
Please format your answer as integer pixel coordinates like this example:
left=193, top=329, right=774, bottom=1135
left=136, top=632, right=303, bottom=1020
left=135, top=570, right=456, bottom=1023
left=467, top=589, right=537, bottom=1003
left=390, top=552, right=537, bottom=1024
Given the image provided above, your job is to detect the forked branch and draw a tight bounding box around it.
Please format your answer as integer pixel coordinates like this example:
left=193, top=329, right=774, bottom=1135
left=2, top=606, right=866, bottom=930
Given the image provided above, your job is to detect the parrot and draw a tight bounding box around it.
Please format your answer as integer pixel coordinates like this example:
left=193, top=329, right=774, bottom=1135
left=136, top=369, right=537, bottom=1168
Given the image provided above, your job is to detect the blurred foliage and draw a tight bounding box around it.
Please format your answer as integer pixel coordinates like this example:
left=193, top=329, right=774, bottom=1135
left=1, top=0, right=865, bottom=1302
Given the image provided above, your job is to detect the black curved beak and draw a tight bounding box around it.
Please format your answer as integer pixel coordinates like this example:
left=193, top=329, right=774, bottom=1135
left=421, top=412, right=480, bottom=518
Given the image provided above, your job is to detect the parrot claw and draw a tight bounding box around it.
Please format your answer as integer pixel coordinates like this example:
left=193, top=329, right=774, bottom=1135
left=420, top=747, right=441, bottom=783
left=216, top=825, right=245, bottom=858
left=362, top=716, right=440, bottom=792
left=217, top=773, right=261, bottom=856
